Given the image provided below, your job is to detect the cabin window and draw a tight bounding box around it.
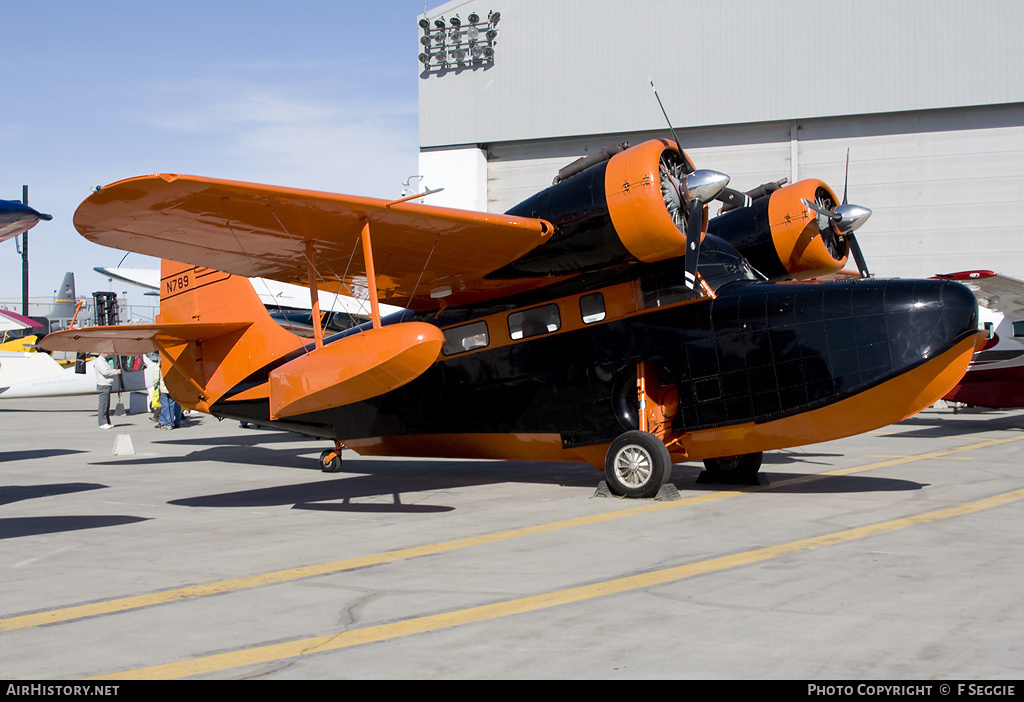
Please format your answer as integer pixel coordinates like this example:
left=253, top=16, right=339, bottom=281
left=580, top=293, right=606, bottom=323
left=1013, top=321, right=1024, bottom=338
left=442, top=321, right=489, bottom=355
left=509, top=304, right=561, bottom=340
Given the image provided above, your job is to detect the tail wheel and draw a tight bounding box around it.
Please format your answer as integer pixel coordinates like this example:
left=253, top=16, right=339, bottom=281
left=320, top=449, right=342, bottom=473
left=701, top=452, right=763, bottom=484
left=605, top=430, right=672, bottom=498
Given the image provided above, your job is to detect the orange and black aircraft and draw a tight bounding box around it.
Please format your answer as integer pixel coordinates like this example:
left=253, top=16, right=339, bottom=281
left=42, top=139, right=983, bottom=498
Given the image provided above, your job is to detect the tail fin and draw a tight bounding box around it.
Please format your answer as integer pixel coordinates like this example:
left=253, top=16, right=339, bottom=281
left=49, top=272, right=77, bottom=323
left=159, top=260, right=303, bottom=412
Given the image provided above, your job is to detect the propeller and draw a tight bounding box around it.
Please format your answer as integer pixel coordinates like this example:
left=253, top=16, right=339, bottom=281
left=660, top=156, right=730, bottom=290
left=649, top=79, right=730, bottom=289
left=681, top=169, right=730, bottom=290
left=800, top=150, right=872, bottom=278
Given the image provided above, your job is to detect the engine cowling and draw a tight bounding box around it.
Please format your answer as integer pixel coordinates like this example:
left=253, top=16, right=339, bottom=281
left=495, top=139, right=722, bottom=277
left=707, top=179, right=850, bottom=280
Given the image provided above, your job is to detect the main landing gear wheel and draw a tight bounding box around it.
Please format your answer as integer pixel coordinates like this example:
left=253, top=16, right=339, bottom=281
left=319, top=449, right=342, bottom=473
left=699, top=452, right=764, bottom=485
left=604, top=430, right=672, bottom=498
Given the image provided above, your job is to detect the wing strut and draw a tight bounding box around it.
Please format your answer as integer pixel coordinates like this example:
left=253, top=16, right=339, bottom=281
left=305, top=240, right=326, bottom=350
left=305, top=221, right=383, bottom=348
left=360, top=222, right=383, bottom=329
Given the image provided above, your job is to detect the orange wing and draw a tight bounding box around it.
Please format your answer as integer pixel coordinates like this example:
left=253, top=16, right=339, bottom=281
left=74, top=174, right=555, bottom=310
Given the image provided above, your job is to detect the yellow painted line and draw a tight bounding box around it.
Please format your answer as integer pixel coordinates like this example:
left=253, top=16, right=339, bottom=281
left=4, top=433, right=1023, bottom=634
left=0, top=491, right=735, bottom=633
left=90, top=485, right=1024, bottom=680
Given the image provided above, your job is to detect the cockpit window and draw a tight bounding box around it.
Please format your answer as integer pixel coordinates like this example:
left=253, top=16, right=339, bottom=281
left=1012, top=321, right=1024, bottom=338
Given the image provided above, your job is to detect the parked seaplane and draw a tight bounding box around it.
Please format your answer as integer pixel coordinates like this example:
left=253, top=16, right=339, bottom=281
left=933, top=270, right=1024, bottom=409
left=41, top=139, right=982, bottom=497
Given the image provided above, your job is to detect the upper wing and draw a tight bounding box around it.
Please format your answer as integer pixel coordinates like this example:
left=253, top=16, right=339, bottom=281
left=75, top=174, right=555, bottom=310
left=40, top=322, right=251, bottom=356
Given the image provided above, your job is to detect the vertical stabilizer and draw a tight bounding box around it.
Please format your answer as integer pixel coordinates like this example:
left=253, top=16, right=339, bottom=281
left=49, top=272, right=78, bottom=322
left=158, top=260, right=304, bottom=411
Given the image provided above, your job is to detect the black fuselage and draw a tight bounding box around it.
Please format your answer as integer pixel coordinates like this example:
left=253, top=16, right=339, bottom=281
left=211, top=237, right=979, bottom=447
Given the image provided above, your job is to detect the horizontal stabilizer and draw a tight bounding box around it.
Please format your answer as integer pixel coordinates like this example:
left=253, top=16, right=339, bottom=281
left=269, top=322, right=444, bottom=419
left=39, top=322, right=252, bottom=356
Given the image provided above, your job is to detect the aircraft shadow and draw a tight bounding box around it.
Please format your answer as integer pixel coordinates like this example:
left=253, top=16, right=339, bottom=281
left=0, top=482, right=106, bottom=506
left=0, top=515, right=150, bottom=539
left=0, top=449, right=88, bottom=463
left=163, top=457, right=924, bottom=514
left=889, top=410, right=1024, bottom=439
left=713, top=472, right=925, bottom=494
left=760, top=450, right=844, bottom=466
left=90, top=443, right=320, bottom=471
left=168, top=459, right=604, bottom=514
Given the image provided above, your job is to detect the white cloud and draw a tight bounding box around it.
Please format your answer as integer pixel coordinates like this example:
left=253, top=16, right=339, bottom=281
left=136, top=77, right=419, bottom=197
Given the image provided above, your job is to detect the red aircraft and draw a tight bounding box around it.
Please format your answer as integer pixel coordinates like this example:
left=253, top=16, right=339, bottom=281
left=42, top=139, right=981, bottom=497
left=933, top=270, right=1024, bottom=409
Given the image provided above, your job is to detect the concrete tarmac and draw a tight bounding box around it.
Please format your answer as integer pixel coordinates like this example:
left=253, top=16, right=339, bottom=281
left=1, top=394, right=1023, bottom=680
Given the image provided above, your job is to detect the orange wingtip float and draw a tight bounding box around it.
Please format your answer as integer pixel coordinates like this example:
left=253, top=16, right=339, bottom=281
left=269, top=323, right=444, bottom=419
left=43, top=138, right=980, bottom=499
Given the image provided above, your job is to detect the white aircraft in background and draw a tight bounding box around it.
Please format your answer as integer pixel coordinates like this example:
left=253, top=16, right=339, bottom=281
left=94, top=266, right=401, bottom=334
left=0, top=350, right=154, bottom=400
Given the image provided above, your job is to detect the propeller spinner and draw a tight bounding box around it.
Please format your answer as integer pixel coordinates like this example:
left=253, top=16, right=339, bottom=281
left=801, top=197, right=872, bottom=278
left=662, top=162, right=731, bottom=290
left=803, top=149, right=872, bottom=279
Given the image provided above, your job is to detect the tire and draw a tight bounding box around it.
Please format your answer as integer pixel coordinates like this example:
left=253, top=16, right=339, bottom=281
left=604, top=430, right=672, bottom=498
left=701, top=452, right=763, bottom=484
left=320, top=449, right=342, bottom=473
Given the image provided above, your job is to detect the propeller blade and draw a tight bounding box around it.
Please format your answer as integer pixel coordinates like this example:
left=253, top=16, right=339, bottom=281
left=716, top=187, right=751, bottom=210
left=843, top=148, right=850, bottom=205
left=801, top=198, right=841, bottom=221
left=848, top=232, right=870, bottom=278
left=684, top=199, right=703, bottom=290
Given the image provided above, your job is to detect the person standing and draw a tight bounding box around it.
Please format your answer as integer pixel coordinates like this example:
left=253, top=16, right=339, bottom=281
left=155, top=364, right=182, bottom=429
left=94, top=352, right=121, bottom=429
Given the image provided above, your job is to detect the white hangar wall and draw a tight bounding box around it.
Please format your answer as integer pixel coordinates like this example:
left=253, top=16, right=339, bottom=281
left=418, top=0, right=1024, bottom=279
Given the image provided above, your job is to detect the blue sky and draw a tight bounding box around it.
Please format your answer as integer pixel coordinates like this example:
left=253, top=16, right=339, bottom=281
left=1, top=1, right=431, bottom=301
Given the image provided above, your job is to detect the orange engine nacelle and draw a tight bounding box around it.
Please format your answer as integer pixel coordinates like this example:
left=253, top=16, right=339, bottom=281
left=498, top=139, right=721, bottom=277
left=707, top=179, right=850, bottom=280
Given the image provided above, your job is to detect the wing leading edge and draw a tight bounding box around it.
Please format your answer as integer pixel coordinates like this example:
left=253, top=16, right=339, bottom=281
left=74, top=174, right=555, bottom=311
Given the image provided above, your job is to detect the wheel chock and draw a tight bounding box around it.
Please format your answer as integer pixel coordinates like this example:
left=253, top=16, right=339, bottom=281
left=593, top=480, right=681, bottom=501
